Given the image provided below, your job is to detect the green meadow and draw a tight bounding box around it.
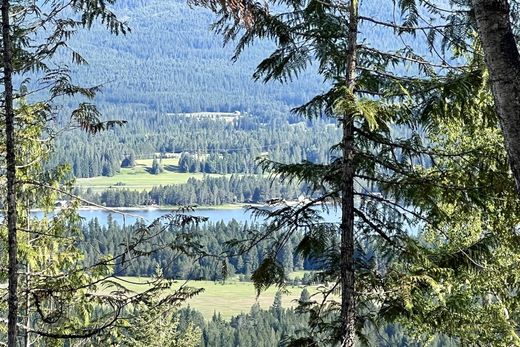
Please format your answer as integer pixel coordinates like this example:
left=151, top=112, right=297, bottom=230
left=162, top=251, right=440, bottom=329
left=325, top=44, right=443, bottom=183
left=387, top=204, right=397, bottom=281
left=75, top=158, right=227, bottom=192
left=110, top=276, right=321, bottom=320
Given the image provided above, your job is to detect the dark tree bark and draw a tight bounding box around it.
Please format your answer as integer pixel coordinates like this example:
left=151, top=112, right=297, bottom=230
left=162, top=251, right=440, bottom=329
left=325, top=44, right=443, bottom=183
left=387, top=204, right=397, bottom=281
left=472, top=0, right=520, bottom=196
left=2, top=0, right=18, bottom=345
left=340, top=0, right=358, bottom=345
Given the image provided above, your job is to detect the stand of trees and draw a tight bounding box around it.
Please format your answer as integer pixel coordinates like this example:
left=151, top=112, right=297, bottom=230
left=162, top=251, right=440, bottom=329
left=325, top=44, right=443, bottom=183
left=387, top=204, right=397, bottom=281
left=192, top=0, right=520, bottom=345
left=81, top=219, right=314, bottom=280
left=48, top=113, right=341, bottom=178
left=74, top=175, right=308, bottom=207
left=176, top=302, right=458, bottom=347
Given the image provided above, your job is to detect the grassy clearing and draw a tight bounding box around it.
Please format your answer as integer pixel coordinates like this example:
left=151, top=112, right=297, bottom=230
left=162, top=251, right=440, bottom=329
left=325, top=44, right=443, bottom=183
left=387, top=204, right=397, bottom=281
left=112, top=277, right=316, bottom=320
left=75, top=158, right=227, bottom=192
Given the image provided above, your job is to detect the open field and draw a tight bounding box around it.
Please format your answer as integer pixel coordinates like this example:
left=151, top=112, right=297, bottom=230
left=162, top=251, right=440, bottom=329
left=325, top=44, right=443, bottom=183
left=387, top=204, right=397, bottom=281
left=75, top=158, right=227, bottom=192
left=113, top=276, right=321, bottom=320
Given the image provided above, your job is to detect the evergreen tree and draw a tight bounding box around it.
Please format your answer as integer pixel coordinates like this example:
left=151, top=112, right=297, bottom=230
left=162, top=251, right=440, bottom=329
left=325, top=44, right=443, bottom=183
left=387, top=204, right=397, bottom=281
left=469, top=0, right=520, bottom=196
left=122, top=150, right=137, bottom=168
left=151, top=158, right=163, bottom=175
left=299, top=288, right=310, bottom=303
left=2, top=0, right=17, bottom=343
left=192, top=0, right=520, bottom=345
left=104, top=299, right=202, bottom=347
left=271, top=291, right=282, bottom=312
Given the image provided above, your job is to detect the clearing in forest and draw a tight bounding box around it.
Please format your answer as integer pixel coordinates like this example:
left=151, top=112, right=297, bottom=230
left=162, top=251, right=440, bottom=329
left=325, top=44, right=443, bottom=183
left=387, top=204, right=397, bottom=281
left=75, top=158, right=227, bottom=192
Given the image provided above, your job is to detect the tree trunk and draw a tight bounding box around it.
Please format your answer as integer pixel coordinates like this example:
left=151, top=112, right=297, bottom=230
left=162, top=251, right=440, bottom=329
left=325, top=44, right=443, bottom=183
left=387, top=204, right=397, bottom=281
left=340, top=0, right=358, bottom=346
left=2, top=0, right=18, bottom=345
left=24, top=202, right=31, bottom=347
left=472, top=0, right=520, bottom=196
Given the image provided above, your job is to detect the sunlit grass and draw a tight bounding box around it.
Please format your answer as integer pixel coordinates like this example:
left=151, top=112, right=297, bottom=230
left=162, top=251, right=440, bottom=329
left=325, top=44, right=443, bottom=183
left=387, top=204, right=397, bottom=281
left=75, top=158, right=227, bottom=192
left=109, top=276, right=318, bottom=320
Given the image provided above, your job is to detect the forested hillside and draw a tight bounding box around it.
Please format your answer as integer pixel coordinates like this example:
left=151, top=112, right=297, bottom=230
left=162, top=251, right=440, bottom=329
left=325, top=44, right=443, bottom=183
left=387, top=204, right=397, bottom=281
left=47, top=0, right=399, bottom=183
left=56, top=0, right=419, bottom=113
left=63, top=0, right=321, bottom=112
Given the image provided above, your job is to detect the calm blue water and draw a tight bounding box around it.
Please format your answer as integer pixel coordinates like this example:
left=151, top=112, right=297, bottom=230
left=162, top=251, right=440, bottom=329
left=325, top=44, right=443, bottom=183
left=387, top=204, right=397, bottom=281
left=33, top=206, right=341, bottom=226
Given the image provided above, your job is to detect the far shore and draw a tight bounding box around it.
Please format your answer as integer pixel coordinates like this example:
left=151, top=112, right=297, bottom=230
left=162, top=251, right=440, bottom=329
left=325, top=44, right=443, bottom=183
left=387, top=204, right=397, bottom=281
left=30, top=203, right=261, bottom=213
left=78, top=203, right=257, bottom=211
left=30, top=200, right=337, bottom=213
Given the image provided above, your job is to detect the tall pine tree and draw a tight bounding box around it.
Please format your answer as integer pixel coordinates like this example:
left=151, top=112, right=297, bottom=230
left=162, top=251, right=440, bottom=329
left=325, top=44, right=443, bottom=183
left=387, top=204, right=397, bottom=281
left=191, top=0, right=520, bottom=344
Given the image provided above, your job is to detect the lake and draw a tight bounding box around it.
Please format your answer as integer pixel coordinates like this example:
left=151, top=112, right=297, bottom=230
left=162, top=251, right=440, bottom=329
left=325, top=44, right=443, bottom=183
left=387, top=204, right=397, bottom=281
left=33, top=206, right=341, bottom=227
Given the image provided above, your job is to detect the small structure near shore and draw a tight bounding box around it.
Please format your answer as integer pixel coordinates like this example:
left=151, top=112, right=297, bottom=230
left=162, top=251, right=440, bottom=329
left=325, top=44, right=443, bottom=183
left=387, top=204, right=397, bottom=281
left=54, top=200, right=69, bottom=208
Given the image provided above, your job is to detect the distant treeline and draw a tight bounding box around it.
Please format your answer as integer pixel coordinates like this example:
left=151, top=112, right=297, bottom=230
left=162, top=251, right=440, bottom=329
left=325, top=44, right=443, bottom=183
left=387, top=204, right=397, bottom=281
left=176, top=302, right=457, bottom=347
left=48, top=113, right=341, bottom=178
left=74, top=175, right=310, bottom=207
left=81, top=219, right=320, bottom=280
left=178, top=303, right=309, bottom=347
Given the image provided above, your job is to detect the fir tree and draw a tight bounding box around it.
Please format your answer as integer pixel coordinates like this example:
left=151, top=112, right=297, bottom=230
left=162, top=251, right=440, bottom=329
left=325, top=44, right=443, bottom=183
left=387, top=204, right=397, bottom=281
left=191, top=0, right=520, bottom=345
left=151, top=158, right=163, bottom=175
left=299, top=288, right=311, bottom=303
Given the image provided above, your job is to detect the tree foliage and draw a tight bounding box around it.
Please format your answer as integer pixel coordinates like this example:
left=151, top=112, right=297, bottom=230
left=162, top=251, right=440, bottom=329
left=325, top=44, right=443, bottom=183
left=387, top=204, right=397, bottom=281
left=0, top=1, right=209, bottom=345
left=191, top=0, right=520, bottom=344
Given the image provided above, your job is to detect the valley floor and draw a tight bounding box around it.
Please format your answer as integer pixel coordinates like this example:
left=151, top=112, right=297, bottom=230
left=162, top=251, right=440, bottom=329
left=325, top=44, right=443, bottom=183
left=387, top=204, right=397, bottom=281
left=115, top=274, right=317, bottom=320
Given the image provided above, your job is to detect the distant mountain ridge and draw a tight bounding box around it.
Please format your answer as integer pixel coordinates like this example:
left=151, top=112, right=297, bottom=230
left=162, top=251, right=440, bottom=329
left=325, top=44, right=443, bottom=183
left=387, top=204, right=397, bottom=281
left=61, top=0, right=322, bottom=117
left=43, top=0, right=432, bottom=180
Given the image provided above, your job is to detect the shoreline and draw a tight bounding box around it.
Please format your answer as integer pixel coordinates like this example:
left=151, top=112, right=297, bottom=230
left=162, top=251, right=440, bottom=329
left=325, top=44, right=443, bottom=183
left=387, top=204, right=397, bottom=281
left=77, top=203, right=256, bottom=211
left=31, top=201, right=336, bottom=213
left=31, top=203, right=261, bottom=213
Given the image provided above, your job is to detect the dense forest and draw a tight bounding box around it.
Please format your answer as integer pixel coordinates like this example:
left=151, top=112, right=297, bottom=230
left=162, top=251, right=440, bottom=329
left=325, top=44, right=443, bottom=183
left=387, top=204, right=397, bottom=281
left=54, top=0, right=322, bottom=112
left=81, top=218, right=318, bottom=279
left=49, top=114, right=341, bottom=178
left=74, top=175, right=311, bottom=206
left=175, top=303, right=458, bottom=347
